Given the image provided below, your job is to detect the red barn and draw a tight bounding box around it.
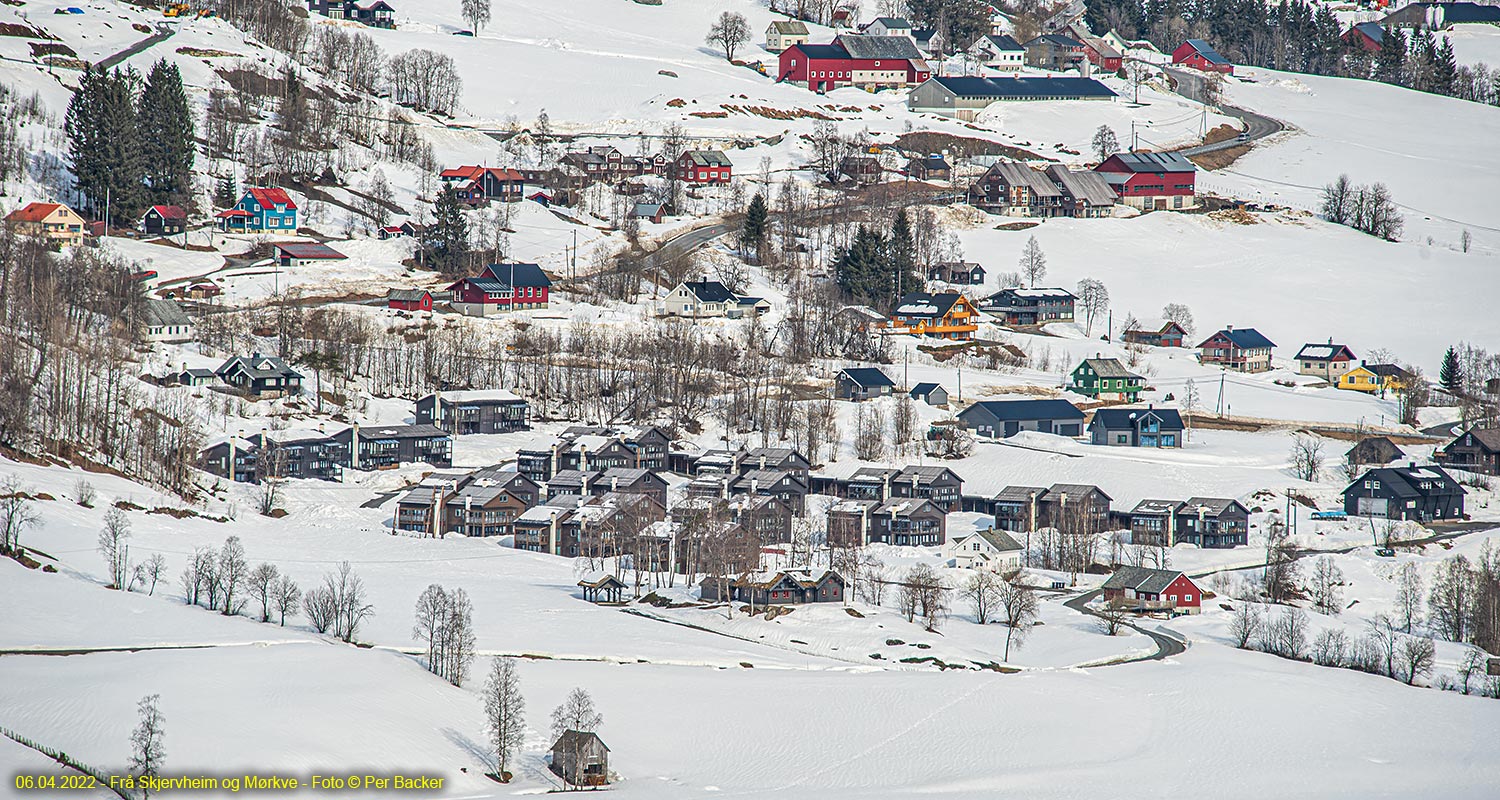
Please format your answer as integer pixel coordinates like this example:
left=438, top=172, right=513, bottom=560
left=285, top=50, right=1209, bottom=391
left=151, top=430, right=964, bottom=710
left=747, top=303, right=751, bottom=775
left=1082, top=37, right=1123, bottom=72
left=1102, top=567, right=1203, bottom=614
left=1172, top=39, right=1234, bottom=74
left=676, top=151, right=733, bottom=185
left=387, top=288, right=433, bottom=312
left=778, top=35, right=930, bottom=93
left=1342, top=22, right=1384, bottom=53
left=1094, top=151, right=1198, bottom=210
left=439, top=166, right=525, bottom=205
left=447, top=262, right=553, bottom=317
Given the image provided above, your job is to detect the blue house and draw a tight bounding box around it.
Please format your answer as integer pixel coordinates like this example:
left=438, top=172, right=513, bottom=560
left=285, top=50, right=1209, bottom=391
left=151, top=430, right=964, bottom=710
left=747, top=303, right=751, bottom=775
left=216, top=187, right=299, bottom=232
left=1089, top=406, right=1185, bottom=448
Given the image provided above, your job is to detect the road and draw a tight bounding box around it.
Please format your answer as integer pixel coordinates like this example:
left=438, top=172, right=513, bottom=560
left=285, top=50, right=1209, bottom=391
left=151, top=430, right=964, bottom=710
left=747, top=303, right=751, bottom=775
left=96, top=24, right=176, bottom=71
left=1162, top=66, right=1286, bottom=156
left=1063, top=590, right=1188, bottom=663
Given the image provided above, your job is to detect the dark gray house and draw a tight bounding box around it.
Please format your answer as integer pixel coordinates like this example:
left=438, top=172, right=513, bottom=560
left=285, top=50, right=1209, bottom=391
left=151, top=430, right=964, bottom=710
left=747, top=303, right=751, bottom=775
left=550, top=730, right=609, bottom=787
left=1344, top=465, right=1466, bottom=521
left=958, top=399, right=1085, bottom=438
left=594, top=468, right=669, bottom=506
left=836, top=367, right=897, bottom=401
left=891, top=465, right=964, bottom=512
left=909, top=382, right=949, bottom=406
left=1435, top=427, right=1500, bottom=476
left=828, top=498, right=947, bottom=547
left=415, top=390, right=529, bottom=435
left=846, top=467, right=901, bottom=502
left=1345, top=436, right=1406, bottom=472
left=980, top=287, right=1076, bottom=326
left=731, top=469, right=809, bottom=513
left=1128, top=499, right=1182, bottom=546
left=1089, top=406, right=1185, bottom=448
left=740, top=447, right=811, bottom=478
left=328, top=424, right=453, bottom=471
left=1174, top=498, right=1250, bottom=548
left=215, top=354, right=303, bottom=398
left=991, top=485, right=1048, bottom=532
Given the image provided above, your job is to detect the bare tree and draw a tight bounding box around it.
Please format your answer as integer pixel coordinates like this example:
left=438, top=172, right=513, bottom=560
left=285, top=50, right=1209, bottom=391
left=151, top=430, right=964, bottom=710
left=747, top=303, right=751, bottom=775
left=705, top=12, right=752, bottom=61
left=1096, top=601, right=1130, bottom=636
left=1075, top=278, right=1109, bottom=337
left=483, top=657, right=526, bottom=779
left=900, top=564, right=948, bottom=632
left=246, top=562, right=280, bottom=622
left=996, top=580, right=1039, bottom=661
left=1161, top=302, right=1195, bottom=340
left=550, top=687, right=603, bottom=738
left=961, top=571, right=1001, bottom=624
left=1288, top=433, right=1325, bottom=481
left=271, top=574, right=301, bottom=626
left=1311, top=627, right=1349, bottom=666
left=1366, top=614, right=1402, bottom=677
left=217, top=535, right=249, bottom=616
left=1229, top=603, right=1262, bottom=648
left=1457, top=647, right=1486, bottom=694
left=413, top=583, right=449, bottom=672
left=1394, top=635, right=1436, bottom=685
left=461, top=0, right=492, bottom=34
left=74, top=478, right=97, bottom=508
left=1091, top=125, right=1118, bottom=163
left=1018, top=235, right=1046, bottom=287
left=0, top=474, right=41, bottom=555
left=98, top=508, right=132, bottom=590
left=1394, top=562, right=1424, bottom=633
left=129, top=694, right=166, bottom=796
left=330, top=561, right=374, bottom=643
left=1309, top=556, right=1344, bottom=616
left=1271, top=606, right=1310, bottom=659
left=136, top=553, right=167, bottom=596
left=1428, top=555, right=1474, bottom=642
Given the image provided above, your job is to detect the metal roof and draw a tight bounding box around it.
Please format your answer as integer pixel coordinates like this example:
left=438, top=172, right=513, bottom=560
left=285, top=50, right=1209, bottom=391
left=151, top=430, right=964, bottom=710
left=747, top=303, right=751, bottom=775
left=837, top=33, right=923, bottom=60
left=1102, top=566, right=1188, bottom=595
left=927, top=75, right=1116, bottom=100
left=961, top=399, right=1085, bottom=422
left=1103, top=150, right=1197, bottom=173
left=1183, top=38, right=1230, bottom=64
left=840, top=367, right=896, bottom=388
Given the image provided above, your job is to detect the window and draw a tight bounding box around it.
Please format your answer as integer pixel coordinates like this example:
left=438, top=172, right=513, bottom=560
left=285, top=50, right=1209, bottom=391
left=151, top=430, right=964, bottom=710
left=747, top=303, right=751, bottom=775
left=1184, top=594, right=1193, bottom=602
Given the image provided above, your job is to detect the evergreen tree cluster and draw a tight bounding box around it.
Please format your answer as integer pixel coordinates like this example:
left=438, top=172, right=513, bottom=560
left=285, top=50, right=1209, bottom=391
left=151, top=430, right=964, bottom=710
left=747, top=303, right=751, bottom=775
left=65, top=60, right=197, bottom=222
left=1084, top=0, right=1499, bottom=106
left=833, top=210, right=923, bottom=312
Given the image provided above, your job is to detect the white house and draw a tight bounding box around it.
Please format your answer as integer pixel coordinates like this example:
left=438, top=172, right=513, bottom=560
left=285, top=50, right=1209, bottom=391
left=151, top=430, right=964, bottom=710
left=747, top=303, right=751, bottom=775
left=765, top=19, right=810, bottom=52
left=661, top=280, right=768, bottom=320
left=144, top=299, right=194, bottom=343
left=946, top=528, right=1024, bottom=572
left=863, top=16, right=914, bottom=39
left=968, top=34, right=1026, bottom=71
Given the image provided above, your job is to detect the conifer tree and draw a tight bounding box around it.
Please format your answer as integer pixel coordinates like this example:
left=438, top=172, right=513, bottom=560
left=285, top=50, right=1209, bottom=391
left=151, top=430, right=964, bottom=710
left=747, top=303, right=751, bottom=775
left=1440, top=346, right=1463, bottom=395
left=834, top=225, right=889, bottom=310
left=887, top=209, right=921, bottom=305
left=215, top=174, right=238, bottom=210
left=740, top=193, right=768, bottom=263
left=138, top=59, right=196, bottom=205
left=427, top=184, right=470, bottom=274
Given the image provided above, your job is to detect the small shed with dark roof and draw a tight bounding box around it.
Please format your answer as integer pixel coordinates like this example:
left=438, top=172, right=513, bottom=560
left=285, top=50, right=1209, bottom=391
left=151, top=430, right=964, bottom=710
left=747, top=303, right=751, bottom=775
left=836, top=367, right=897, bottom=401
left=550, top=730, right=610, bottom=786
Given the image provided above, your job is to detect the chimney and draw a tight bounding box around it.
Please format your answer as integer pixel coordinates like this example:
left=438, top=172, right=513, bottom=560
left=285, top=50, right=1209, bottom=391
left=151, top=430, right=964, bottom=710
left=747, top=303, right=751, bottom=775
left=350, top=424, right=360, bottom=469
left=751, top=478, right=760, bottom=495
left=1226, top=325, right=1233, bottom=332
left=611, top=475, right=619, bottom=492
left=759, top=455, right=767, bottom=470
left=433, top=389, right=443, bottom=425
left=227, top=435, right=237, bottom=483
left=721, top=477, right=729, bottom=500
left=579, top=443, right=588, bottom=471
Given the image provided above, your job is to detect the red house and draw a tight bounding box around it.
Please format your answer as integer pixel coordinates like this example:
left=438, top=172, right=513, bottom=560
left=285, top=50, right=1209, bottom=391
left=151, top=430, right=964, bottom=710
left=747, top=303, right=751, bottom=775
left=1094, top=151, right=1198, bottom=210
left=777, top=35, right=930, bottom=93
left=1342, top=22, right=1384, bottom=53
left=1102, top=567, right=1203, bottom=614
left=439, top=166, right=526, bottom=205
left=1172, top=39, right=1234, bottom=75
left=387, top=288, right=433, bottom=312
left=676, top=151, right=733, bottom=185
left=1081, top=37, right=1123, bottom=72
left=447, top=262, right=553, bottom=317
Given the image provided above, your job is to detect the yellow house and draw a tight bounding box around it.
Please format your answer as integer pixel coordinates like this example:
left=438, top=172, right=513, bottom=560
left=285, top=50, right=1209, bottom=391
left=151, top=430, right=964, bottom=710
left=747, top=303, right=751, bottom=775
left=5, top=202, right=86, bottom=247
left=1338, top=363, right=1410, bottom=394
left=887, top=292, right=980, bottom=340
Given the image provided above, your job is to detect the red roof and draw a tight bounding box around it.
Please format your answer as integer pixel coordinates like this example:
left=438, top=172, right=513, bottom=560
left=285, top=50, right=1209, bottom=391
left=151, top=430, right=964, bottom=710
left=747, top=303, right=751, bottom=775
left=441, top=166, right=525, bottom=182
left=441, top=165, right=485, bottom=180
left=248, top=187, right=298, bottom=210
left=7, top=202, right=64, bottom=223
left=148, top=205, right=187, bottom=220
left=216, top=209, right=252, bottom=218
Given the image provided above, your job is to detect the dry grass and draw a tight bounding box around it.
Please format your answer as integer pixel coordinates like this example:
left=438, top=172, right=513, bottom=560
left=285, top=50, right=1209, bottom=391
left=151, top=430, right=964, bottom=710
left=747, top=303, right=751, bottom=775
left=1190, top=143, right=1252, bottom=171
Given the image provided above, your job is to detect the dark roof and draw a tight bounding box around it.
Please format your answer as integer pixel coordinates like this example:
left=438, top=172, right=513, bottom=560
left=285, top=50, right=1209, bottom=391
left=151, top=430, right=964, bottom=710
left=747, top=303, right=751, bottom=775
left=681, top=280, right=736, bottom=303
left=1182, top=38, right=1230, bottom=64
left=1351, top=21, right=1385, bottom=44
left=1179, top=497, right=1247, bottom=517
left=1131, top=499, right=1183, bottom=516
left=994, top=485, right=1047, bottom=502
left=274, top=242, right=346, bottom=260
left=909, top=382, right=943, bottom=398
left=480, top=262, right=552, bottom=288
left=975, top=529, right=1023, bottom=552
left=1028, top=33, right=1085, bottom=48
left=1295, top=343, right=1355, bottom=361
left=1344, top=465, right=1466, bottom=499
left=927, top=76, right=1116, bottom=100
left=1090, top=407, right=1185, bottom=431
left=1202, top=327, right=1275, bottom=350
left=1078, top=358, right=1141, bottom=380
left=961, top=399, right=1085, bottom=422
left=840, top=367, right=896, bottom=388
left=1441, top=2, right=1500, bottom=23
left=792, top=42, right=854, bottom=59
left=387, top=288, right=431, bottom=302
left=1365, top=363, right=1412, bottom=378
left=978, top=33, right=1025, bottom=51
left=838, top=33, right=922, bottom=60
left=894, top=291, right=964, bottom=318
left=551, top=730, right=608, bottom=753
left=217, top=354, right=301, bottom=380
left=144, top=298, right=190, bottom=328
left=769, top=19, right=809, bottom=35
left=1346, top=436, right=1405, bottom=463
left=1452, top=427, right=1500, bottom=452
left=870, top=16, right=911, bottom=28
left=1103, top=151, right=1197, bottom=173
left=1103, top=566, right=1188, bottom=594
left=682, top=150, right=732, bottom=167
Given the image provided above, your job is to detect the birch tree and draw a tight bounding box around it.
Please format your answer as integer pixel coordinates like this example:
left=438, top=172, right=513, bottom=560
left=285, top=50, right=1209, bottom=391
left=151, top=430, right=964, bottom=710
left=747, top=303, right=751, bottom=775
left=129, top=694, right=166, bottom=797
left=482, top=657, right=526, bottom=778
left=98, top=508, right=132, bottom=590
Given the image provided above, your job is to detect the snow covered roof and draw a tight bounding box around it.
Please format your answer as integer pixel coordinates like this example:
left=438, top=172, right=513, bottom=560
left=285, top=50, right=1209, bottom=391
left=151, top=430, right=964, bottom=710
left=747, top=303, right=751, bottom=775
left=429, top=389, right=524, bottom=404
left=1102, top=566, right=1189, bottom=595
left=1130, top=499, right=1183, bottom=516
left=837, top=33, right=922, bottom=60
left=1295, top=343, right=1355, bottom=361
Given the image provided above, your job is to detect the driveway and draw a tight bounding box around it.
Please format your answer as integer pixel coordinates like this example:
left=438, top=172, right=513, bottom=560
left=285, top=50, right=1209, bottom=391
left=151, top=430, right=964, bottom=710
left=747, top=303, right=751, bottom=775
left=1161, top=66, right=1286, bottom=156
left=1063, top=589, right=1188, bottom=663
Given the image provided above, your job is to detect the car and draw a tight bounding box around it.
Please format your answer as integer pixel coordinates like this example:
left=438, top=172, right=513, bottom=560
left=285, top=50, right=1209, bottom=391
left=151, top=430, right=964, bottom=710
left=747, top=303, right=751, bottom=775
left=1374, top=547, right=1397, bottom=558
left=1236, top=132, right=1250, bottom=142
left=452, top=29, right=474, bottom=36
left=131, top=270, right=159, bottom=282
left=1310, top=510, right=1347, bottom=521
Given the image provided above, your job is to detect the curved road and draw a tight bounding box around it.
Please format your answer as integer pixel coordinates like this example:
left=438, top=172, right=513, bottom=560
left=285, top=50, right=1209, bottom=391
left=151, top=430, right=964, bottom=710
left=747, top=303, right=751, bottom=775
left=1161, top=65, right=1287, bottom=156
left=1064, top=589, right=1188, bottom=663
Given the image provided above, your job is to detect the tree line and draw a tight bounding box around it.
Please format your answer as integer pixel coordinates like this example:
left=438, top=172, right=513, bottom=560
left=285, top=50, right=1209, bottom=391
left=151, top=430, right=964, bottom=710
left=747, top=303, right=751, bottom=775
left=1086, top=0, right=1500, bottom=107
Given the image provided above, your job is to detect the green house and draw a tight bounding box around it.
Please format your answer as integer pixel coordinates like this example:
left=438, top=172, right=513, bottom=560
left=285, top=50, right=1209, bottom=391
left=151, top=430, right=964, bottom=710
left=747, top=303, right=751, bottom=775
left=1070, top=358, right=1145, bottom=402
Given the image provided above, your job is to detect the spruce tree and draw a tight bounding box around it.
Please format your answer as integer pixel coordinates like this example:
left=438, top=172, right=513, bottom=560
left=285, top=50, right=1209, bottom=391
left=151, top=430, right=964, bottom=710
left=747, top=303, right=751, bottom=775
left=138, top=59, right=196, bottom=205
left=1376, top=26, right=1407, bottom=85
left=887, top=209, right=921, bottom=305
left=834, top=225, right=889, bottom=309
left=1440, top=347, right=1463, bottom=395
left=215, top=174, right=238, bottom=210
left=740, top=193, right=768, bottom=263
left=427, top=184, right=470, bottom=274
left=1434, top=38, right=1458, bottom=97
left=65, top=66, right=107, bottom=216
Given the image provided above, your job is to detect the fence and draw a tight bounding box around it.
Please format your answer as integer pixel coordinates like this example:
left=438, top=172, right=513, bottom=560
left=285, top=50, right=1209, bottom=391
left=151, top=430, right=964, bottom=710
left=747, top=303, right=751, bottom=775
left=0, top=723, right=132, bottom=799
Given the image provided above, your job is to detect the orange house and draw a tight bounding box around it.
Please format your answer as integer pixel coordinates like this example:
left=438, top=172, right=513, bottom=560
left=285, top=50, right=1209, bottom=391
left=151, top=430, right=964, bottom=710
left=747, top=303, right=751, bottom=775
left=5, top=202, right=86, bottom=247
left=887, top=292, right=980, bottom=340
